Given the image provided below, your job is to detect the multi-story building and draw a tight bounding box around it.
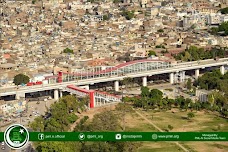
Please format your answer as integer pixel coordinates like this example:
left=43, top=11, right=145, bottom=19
left=207, top=14, right=221, bottom=25
left=145, top=7, right=160, bottom=18
left=183, top=13, right=207, bottom=29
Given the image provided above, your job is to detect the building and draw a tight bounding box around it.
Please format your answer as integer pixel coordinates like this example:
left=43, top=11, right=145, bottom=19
left=195, top=89, right=210, bottom=102
left=208, top=14, right=220, bottom=25
left=141, top=0, right=148, bottom=8
left=145, top=7, right=160, bottom=18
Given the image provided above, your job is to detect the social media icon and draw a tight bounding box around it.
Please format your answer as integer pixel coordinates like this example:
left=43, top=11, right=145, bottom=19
left=78, top=133, right=85, bottom=140
left=38, top=133, right=44, bottom=140
left=152, top=134, right=157, bottom=140
left=115, top=134, right=121, bottom=140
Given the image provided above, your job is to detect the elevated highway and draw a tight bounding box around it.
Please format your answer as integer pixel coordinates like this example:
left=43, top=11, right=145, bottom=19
left=0, top=58, right=227, bottom=99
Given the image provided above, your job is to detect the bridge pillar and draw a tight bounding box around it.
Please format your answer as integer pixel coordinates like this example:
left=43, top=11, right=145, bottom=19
left=15, top=92, right=25, bottom=100
left=220, top=65, right=225, bottom=75
left=15, top=94, right=20, bottom=100
left=169, top=73, right=174, bottom=84
left=142, top=76, right=147, bottom=87
left=84, top=85, right=89, bottom=90
left=114, top=80, right=119, bottom=92
left=54, top=89, right=59, bottom=100
left=180, top=71, right=185, bottom=82
left=60, top=90, right=63, bottom=98
left=195, top=69, right=199, bottom=79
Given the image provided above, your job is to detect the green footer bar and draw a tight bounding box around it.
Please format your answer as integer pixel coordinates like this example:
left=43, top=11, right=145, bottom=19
left=0, top=132, right=227, bottom=141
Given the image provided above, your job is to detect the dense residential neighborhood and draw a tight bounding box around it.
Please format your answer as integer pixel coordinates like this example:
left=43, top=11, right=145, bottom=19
left=0, top=0, right=227, bottom=83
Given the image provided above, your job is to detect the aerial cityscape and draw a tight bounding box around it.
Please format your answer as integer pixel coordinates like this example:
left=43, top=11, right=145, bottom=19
left=0, top=0, right=228, bottom=151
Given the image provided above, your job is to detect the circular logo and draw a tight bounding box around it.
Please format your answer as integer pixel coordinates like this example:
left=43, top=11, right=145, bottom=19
left=78, top=133, right=85, bottom=140
left=152, top=134, right=157, bottom=140
left=4, top=124, right=29, bottom=149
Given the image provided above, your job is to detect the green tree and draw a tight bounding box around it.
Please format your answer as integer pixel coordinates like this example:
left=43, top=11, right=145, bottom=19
left=191, top=24, right=196, bottom=29
left=122, top=10, right=135, bottom=20
left=148, top=50, right=156, bottom=56
left=32, top=0, right=36, bottom=4
left=141, top=86, right=150, bottom=97
left=218, top=22, right=228, bottom=36
left=210, top=22, right=228, bottom=36
left=187, top=78, right=192, bottom=90
left=210, top=27, right=219, bottom=35
left=195, top=102, right=201, bottom=111
left=89, top=110, right=120, bottom=131
left=103, top=15, right=109, bottom=21
left=175, top=96, right=186, bottom=109
left=31, top=95, right=88, bottom=151
left=197, top=69, right=223, bottom=90
left=150, top=89, right=163, bottom=100
left=187, top=112, right=195, bottom=119
left=156, top=45, right=165, bottom=49
left=29, top=117, right=45, bottom=132
left=218, top=79, right=228, bottom=94
left=183, top=51, right=191, bottom=61
left=74, top=110, right=141, bottom=152
left=220, top=7, right=228, bottom=14
left=67, top=113, right=78, bottom=123
left=74, top=116, right=89, bottom=131
left=87, top=0, right=95, bottom=2
left=157, top=29, right=164, bottom=32
left=36, top=142, right=79, bottom=152
left=13, top=73, right=30, bottom=85
left=168, top=124, right=174, bottom=131
left=173, top=45, right=227, bottom=61
left=113, top=0, right=121, bottom=3
left=63, top=48, right=74, bottom=54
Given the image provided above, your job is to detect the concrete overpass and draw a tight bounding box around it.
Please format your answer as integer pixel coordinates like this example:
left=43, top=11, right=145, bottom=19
left=0, top=58, right=227, bottom=100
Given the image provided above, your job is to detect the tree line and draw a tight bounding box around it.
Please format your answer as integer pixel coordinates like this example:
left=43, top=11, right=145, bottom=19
left=173, top=46, right=227, bottom=61
left=195, top=69, right=228, bottom=91
left=123, top=84, right=227, bottom=118
left=195, top=70, right=228, bottom=117
left=30, top=95, right=140, bottom=152
left=30, top=95, right=88, bottom=151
